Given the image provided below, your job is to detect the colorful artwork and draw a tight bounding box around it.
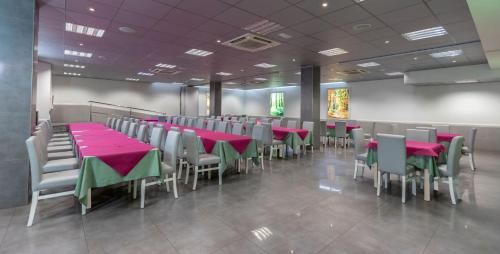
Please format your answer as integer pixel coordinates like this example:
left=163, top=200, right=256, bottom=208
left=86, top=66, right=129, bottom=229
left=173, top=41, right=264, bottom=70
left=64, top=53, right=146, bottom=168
left=270, top=92, right=285, bottom=116
left=327, top=88, right=349, bottom=119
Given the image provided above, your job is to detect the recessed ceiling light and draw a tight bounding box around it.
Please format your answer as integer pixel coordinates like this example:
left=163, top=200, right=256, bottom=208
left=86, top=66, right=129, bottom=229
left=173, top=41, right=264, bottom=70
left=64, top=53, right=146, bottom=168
left=322, top=2, right=328, bottom=7
left=455, top=80, right=478, bottom=84
left=216, top=72, right=232, bottom=76
left=88, top=7, right=95, bottom=12
left=65, top=22, right=105, bottom=37
left=278, top=33, right=292, bottom=39
left=318, top=48, right=348, bottom=56
left=185, top=48, right=213, bottom=57
left=137, top=72, right=154, bottom=76
left=79, top=43, right=84, bottom=46
left=190, top=78, right=204, bottom=81
left=155, top=63, right=176, bottom=68
left=216, top=39, right=221, bottom=43
left=64, top=72, right=81, bottom=76
left=357, top=62, right=380, bottom=67
left=118, top=26, right=136, bottom=33
left=292, top=58, right=296, bottom=62
left=402, top=26, right=448, bottom=41
left=64, top=49, right=92, bottom=58
left=452, top=60, right=457, bottom=63
left=244, top=20, right=283, bottom=35
left=254, top=77, right=267, bottom=81
left=385, top=72, right=404, bottom=76
left=254, top=63, right=277, bottom=68
left=64, top=63, right=85, bottom=69
left=126, top=78, right=139, bottom=81
left=240, top=69, right=244, bottom=72
left=430, top=49, right=463, bottom=58
left=384, top=40, right=390, bottom=44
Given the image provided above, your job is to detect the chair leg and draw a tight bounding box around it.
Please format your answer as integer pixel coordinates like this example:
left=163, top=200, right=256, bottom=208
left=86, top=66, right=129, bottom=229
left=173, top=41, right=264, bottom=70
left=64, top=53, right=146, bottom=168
left=245, top=158, right=249, bottom=174
left=411, top=178, right=417, bottom=196
left=218, top=164, right=222, bottom=185
left=27, top=191, right=39, bottom=227
left=377, top=171, right=382, bottom=196
left=260, top=153, right=264, bottom=170
left=140, top=179, right=146, bottom=208
left=449, top=177, right=457, bottom=205
left=353, top=160, right=358, bottom=179
left=127, top=181, right=132, bottom=193
left=269, top=146, right=273, bottom=161
left=165, top=177, right=170, bottom=192
left=133, top=180, right=138, bottom=199
left=192, top=166, right=199, bottom=190
left=401, top=176, right=406, bottom=203
left=185, top=164, right=190, bottom=184
left=468, top=154, right=475, bottom=171
left=177, top=160, right=183, bottom=179
left=172, top=173, right=178, bottom=199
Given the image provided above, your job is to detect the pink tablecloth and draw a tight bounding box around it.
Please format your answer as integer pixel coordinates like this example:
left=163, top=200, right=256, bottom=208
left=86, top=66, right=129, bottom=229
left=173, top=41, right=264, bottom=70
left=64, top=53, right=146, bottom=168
left=158, top=123, right=252, bottom=154
left=327, top=124, right=361, bottom=132
left=437, top=133, right=463, bottom=143
left=367, top=140, right=445, bottom=157
left=68, top=123, right=107, bottom=131
left=70, top=123, right=154, bottom=176
left=272, top=127, right=309, bottom=140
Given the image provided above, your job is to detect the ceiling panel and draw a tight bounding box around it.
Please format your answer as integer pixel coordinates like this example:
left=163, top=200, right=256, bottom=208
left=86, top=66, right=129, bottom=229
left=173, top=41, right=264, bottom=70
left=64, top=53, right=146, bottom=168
left=290, top=18, right=332, bottom=35
left=321, top=4, right=373, bottom=27
left=236, top=0, right=290, bottom=16
left=213, top=7, right=262, bottom=28
left=269, top=6, right=314, bottom=27
left=296, top=0, right=354, bottom=16
left=177, top=0, right=231, bottom=18
left=121, top=0, right=172, bottom=19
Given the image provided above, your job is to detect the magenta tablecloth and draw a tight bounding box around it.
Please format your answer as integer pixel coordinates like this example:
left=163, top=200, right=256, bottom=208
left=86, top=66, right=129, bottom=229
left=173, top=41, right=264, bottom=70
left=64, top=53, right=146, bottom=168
left=367, top=140, right=445, bottom=157
left=326, top=124, right=361, bottom=132
left=437, top=133, right=462, bottom=143
left=68, top=123, right=107, bottom=131
left=272, top=127, right=309, bottom=140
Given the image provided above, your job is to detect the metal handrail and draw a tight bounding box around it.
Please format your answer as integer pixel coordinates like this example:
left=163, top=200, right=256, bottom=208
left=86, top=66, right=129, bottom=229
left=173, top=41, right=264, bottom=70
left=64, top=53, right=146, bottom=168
left=89, top=100, right=166, bottom=121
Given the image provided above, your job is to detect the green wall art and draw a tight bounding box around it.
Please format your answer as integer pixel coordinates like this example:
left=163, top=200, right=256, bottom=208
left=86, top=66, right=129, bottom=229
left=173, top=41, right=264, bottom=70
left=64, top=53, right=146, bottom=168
left=270, top=92, right=285, bottom=116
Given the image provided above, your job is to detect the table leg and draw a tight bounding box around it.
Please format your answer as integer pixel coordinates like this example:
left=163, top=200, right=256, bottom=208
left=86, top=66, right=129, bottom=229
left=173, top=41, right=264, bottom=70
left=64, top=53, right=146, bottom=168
left=424, top=169, right=431, bottom=201
left=87, top=188, right=92, bottom=209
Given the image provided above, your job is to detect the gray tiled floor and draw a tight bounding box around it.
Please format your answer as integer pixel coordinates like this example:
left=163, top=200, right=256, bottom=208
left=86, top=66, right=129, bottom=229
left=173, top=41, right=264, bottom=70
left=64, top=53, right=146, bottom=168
left=1, top=147, right=499, bottom=254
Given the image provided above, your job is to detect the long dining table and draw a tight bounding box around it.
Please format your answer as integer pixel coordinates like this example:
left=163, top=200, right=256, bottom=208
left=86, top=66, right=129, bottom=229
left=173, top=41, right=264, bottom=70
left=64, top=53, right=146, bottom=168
left=366, top=139, right=445, bottom=201
left=69, top=123, right=162, bottom=212
left=156, top=123, right=259, bottom=173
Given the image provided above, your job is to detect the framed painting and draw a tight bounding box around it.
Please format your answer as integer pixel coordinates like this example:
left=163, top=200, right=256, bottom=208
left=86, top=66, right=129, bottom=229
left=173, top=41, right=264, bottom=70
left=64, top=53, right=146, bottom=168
left=327, top=88, right=349, bottom=119
left=270, top=92, right=284, bottom=116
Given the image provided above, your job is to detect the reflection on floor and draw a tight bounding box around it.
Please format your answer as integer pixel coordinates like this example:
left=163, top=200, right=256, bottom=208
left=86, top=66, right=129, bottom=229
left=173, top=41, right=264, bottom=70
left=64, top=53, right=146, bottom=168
left=0, top=147, right=499, bottom=254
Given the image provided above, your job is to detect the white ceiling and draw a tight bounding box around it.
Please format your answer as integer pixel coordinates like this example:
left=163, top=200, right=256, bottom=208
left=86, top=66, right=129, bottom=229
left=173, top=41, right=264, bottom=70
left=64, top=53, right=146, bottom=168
left=37, top=0, right=486, bottom=88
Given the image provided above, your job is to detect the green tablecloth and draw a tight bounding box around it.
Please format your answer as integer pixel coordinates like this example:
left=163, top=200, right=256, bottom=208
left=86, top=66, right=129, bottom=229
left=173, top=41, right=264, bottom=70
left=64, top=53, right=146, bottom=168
left=366, top=148, right=440, bottom=177
left=282, top=132, right=312, bottom=150
left=438, top=141, right=450, bottom=164
left=201, top=139, right=259, bottom=174
left=74, top=149, right=162, bottom=204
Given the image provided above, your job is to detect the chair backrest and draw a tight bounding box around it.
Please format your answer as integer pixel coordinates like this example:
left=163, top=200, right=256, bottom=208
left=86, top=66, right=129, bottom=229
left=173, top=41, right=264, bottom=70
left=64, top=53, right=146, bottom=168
left=271, top=119, right=282, bottom=127
left=110, top=118, right=117, bottom=129
left=334, top=121, right=347, bottom=137
left=260, top=118, right=271, bottom=124
left=127, top=122, right=137, bottom=137
left=415, top=127, right=437, bottom=143
left=216, top=116, right=222, bottom=120
left=136, top=124, right=147, bottom=142
left=163, top=130, right=180, bottom=169
left=172, top=116, right=178, bottom=125
left=150, top=127, right=164, bottom=149
left=166, top=116, right=172, bottom=123
left=287, top=120, right=297, bottom=128
left=206, top=119, right=215, bottom=131
left=183, top=130, right=199, bottom=164
left=251, top=124, right=264, bottom=146
left=466, top=128, right=477, bottom=153
left=261, top=123, right=273, bottom=145
left=406, top=129, right=430, bottom=142
left=120, top=121, right=130, bottom=134
left=377, top=134, right=407, bottom=175
left=245, top=122, right=255, bottom=137
left=302, top=121, right=314, bottom=133
left=115, top=119, right=122, bottom=131
left=158, top=116, right=166, bottom=122
left=347, top=119, right=358, bottom=125
left=178, top=117, right=186, bottom=126
left=26, top=136, right=43, bottom=191
left=352, top=128, right=365, bottom=156
left=446, top=136, right=465, bottom=177
left=432, top=124, right=450, bottom=133
left=232, top=123, right=243, bottom=135
left=319, top=120, right=327, bottom=137
left=248, top=117, right=257, bottom=123
left=186, top=118, right=194, bottom=127
left=216, top=121, right=229, bottom=133
left=106, top=117, right=112, bottom=127
left=195, top=118, right=206, bottom=129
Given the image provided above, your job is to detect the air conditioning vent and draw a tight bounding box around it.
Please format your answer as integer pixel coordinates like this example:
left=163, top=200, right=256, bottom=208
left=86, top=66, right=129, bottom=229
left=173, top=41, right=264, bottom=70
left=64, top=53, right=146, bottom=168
left=336, top=69, right=369, bottom=75
left=222, top=33, right=281, bottom=52
left=149, top=67, right=181, bottom=75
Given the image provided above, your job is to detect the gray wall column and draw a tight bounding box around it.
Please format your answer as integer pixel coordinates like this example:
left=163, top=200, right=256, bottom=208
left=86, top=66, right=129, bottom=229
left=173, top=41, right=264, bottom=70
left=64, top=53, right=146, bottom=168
left=209, top=80, right=221, bottom=116
left=300, top=65, right=321, bottom=147
left=0, top=0, right=36, bottom=208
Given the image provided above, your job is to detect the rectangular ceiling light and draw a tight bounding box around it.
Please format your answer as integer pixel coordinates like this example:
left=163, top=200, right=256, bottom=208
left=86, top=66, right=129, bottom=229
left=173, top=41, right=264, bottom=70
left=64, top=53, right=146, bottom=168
left=318, top=48, right=348, bottom=56
left=385, top=72, right=404, bottom=76
left=64, top=63, right=85, bottom=69
left=244, top=20, right=284, bottom=35
left=64, top=49, right=92, bottom=58
left=65, top=22, right=105, bottom=37
left=155, top=63, right=176, bottom=68
left=430, top=49, right=463, bottom=58
left=455, top=79, right=479, bottom=84
left=254, top=77, right=267, bottom=81
left=64, top=72, right=81, bottom=76
left=185, top=49, right=213, bottom=57
left=357, top=62, right=380, bottom=67
left=216, top=72, right=232, bottom=76
left=126, top=78, right=140, bottom=81
left=190, top=78, right=204, bottom=81
left=402, top=26, right=448, bottom=41
left=137, top=72, right=154, bottom=76
left=254, top=63, right=277, bottom=68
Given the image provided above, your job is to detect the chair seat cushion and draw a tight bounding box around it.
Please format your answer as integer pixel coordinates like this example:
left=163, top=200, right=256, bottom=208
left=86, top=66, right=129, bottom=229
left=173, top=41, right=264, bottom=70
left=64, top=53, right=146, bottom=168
left=50, top=137, right=71, bottom=142
left=161, top=162, right=175, bottom=174
left=38, top=169, right=79, bottom=190
left=47, top=145, right=73, bottom=152
left=272, top=139, right=284, bottom=145
left=199, top=154, right=221, bottom=165
left=43, top=158, right=79, bottom=173
left=48, top=141, right=72, bottom=147
left=48, top=150, right=75, bottom=160
left=461, top=146, right=470, bottom=154
left=356, top=152, right=368, bottom=161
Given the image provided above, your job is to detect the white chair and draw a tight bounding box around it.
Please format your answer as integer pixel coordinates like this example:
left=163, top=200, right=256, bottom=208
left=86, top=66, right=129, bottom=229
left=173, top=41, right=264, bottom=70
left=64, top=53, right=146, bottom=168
left=462, top=128, right=477, bottom=171
left=261, top=123, right=284, bottom=160
left=127, top=122, right=138, bottom=138
left=271, top=119, right=282, bottom=127
left=287, top=120, right=297, bottom=128
left=333, top=121, right=349, bottom=148
left=245, top=124, right=265, bottom=172
left=136, top=124, right=148, bottom=142
left=206, top=119, right=216, bottom=131
left=183, top=130, right=222, bottom=190
left=149, top=126, right=164, bottom=150
left=25, top=136, right=80, bottom=227
left=301, top=121, right=314, bottom=153
left=195, top=118, right=206, bottom=129
left=34, top=131, right=75, bottom=162
left=437, top=136, right=465, bottom=204
left=120, top=120, right=130, bottom=134
left=232, top=123, right=243, bottom=135
left=415, top=127, right=437, bottom=143
left=352, top=128, right=370, bottom=180
left=432, top=124, right=450, bottom=133
left=178, top=117, right=187, bottom=126
left=245, top=121, right=255, bottom=137
left=406, top=129, right=431, bottom=142
left=216, top=121, right=230, bottom=133
left=114, top=119, right=122, bottom=131
left=105, top=117, right=112, bottom=127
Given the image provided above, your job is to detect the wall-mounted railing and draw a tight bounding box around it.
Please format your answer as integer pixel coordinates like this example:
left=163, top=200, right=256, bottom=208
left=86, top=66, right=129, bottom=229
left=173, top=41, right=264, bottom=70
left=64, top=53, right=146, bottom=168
left=89, top=101, right=166, bottom=121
